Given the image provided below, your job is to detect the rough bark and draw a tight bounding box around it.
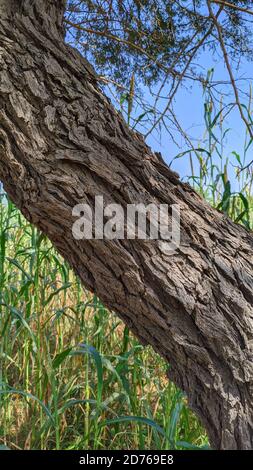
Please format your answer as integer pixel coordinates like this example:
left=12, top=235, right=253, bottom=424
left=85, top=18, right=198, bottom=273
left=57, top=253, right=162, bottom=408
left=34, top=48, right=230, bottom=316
left=0, top=0, right=253, bottom=450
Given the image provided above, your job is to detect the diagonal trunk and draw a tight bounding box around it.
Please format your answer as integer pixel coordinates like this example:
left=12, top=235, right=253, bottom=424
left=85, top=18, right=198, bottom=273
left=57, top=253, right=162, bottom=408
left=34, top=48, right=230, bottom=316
left=1, top=0, right=253, bottom=450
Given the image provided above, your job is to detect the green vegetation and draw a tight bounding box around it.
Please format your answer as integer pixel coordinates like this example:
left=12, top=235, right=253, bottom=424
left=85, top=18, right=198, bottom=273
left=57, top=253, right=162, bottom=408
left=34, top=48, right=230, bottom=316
left=171, top=87, right=253, bottom=230
left=0, top=93, right=252, bottom=450
left=0, top=196, right=207, bottom=450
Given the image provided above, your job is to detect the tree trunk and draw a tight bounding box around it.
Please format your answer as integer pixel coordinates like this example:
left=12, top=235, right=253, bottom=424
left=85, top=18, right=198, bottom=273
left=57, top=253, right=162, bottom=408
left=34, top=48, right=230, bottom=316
left=1, top=0, right=253, bottom=450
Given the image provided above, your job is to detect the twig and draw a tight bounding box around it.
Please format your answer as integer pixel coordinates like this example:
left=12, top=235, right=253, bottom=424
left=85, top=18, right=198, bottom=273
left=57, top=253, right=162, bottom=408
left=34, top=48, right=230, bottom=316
left=211, top=0, right=253, bottom=17
left=144, top=5, right=224, bottom=139
left=64, top=19, right=177, bottom=78
left=64, top=19, right=209, bottom=84
left=207, top=0, right=253, bottom=169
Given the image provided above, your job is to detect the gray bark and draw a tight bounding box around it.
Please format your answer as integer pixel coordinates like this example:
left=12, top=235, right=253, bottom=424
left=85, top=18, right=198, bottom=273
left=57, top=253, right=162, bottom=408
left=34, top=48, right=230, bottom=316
left=0, top=0, right=253, bottom=449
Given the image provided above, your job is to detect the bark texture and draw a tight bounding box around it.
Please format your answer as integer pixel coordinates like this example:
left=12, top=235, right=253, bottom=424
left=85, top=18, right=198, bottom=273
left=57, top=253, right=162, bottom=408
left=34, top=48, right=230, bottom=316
left=1, top=0, right=253, bottom=450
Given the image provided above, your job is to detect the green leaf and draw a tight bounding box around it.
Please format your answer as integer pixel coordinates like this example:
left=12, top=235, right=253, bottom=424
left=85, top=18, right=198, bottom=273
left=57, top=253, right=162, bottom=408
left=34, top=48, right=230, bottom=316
left=52, top=348, right=72, bottom=369
left=6, top=257, right=33, bottom=282
left=43, top=282, right=72, bottom=307
left=0, top=389, right=54, bottom=424
left=72, top=344, right=103, bottom=404
left=232, top=151, right=242, bottom=167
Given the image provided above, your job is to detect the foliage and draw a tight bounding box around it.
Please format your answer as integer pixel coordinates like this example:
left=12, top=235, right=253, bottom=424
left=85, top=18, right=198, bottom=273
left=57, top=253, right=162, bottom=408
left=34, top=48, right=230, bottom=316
left=172, top=85, right=253, bottom=228
left=66, top=0, right=253, bottom=88
left=0, top=0, right=253, bottom=451
left=0, top=196, right=207, bottom=450
left=0, top=98, right=252, bottom=449
left=65, top=1, right=253, bottom=148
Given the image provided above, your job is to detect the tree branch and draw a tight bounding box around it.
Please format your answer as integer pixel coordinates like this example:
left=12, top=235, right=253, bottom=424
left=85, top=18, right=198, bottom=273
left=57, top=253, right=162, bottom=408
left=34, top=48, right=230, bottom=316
left=211, top=0, right=253, bottom=17
left=207, top=0, right=253, bottom=169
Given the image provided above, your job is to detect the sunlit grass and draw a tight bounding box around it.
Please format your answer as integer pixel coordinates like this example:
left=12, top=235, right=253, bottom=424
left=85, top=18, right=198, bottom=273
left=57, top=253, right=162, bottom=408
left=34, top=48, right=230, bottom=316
left=0, top=196, right=207, bottom=450
left=0, top=87, right=253, bottom=450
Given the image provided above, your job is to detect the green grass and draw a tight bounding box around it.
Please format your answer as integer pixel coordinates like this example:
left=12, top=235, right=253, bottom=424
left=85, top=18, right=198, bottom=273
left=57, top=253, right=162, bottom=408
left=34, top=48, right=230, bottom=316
left=0, top=195, right=208, bottom=450
left=0, top=87, right=252, bottom=450
left=171, top=84, right=253, bottom=229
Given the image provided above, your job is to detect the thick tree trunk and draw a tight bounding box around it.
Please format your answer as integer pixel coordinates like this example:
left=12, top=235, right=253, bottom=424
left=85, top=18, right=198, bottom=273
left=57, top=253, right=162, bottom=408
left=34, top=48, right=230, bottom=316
left=1, top=0, right=253, bottom=450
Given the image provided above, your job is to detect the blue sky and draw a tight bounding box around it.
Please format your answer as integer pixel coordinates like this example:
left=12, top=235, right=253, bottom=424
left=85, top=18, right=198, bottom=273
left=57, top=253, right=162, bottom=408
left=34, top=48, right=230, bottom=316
left=67, top=23, right=253, bottom=194
left=145, top=53, right=253, bottom=185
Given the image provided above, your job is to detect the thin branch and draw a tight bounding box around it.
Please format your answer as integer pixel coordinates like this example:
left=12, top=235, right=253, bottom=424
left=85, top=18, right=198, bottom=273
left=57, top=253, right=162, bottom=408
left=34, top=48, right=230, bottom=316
left=144, top=5, right=224, bottom=139
left=211, top=0, right=253, bottom=16
left=64, top=19, right=207, bottom=84
left=207, top=0, right=253, bottom=169
left=64, top=19, right=177, bottom=78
